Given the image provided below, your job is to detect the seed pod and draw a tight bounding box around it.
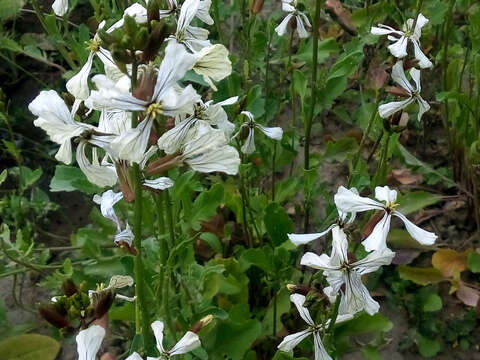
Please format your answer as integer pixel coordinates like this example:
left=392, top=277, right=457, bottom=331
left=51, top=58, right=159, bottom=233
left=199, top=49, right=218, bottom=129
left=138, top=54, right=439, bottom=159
left=95, top=291, right=115, bottom=320
left=124, top=15, right=138, bottom=39
left=190, top=315, right=213, bottom=333
left=135, top=27, right=149, bottom=50
left=39, top=304, right=71, bottom=329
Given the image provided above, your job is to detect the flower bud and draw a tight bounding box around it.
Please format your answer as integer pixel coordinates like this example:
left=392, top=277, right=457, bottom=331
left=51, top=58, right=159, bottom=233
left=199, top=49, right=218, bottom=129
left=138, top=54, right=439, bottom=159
left=39, top=304, right=71, bottom=329
left=142, top=22, right=169, bottom=63
left=190, top=315, right=214, bottom=333
left=251, top=0, right=264, bottom=14
left=94, top=291, right=115, bottom=320
left=62, top=279, right=78, bottom=297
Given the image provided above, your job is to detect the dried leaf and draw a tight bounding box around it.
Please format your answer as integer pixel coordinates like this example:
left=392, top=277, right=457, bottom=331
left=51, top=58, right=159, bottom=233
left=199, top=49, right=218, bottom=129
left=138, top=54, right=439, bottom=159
left=432, top=249, right=469, bottom=277
left=389, top=168, right=423, bottom=185
left=456, top=282, right=480, bottom=307
left=398, top=266, right=447, bottom=285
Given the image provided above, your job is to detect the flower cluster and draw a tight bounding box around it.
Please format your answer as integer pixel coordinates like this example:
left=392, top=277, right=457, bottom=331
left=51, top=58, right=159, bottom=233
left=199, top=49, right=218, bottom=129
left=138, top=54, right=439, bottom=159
left=280, top=185, right=437, bottom=359
left=371, top=14, right=433, bottom=122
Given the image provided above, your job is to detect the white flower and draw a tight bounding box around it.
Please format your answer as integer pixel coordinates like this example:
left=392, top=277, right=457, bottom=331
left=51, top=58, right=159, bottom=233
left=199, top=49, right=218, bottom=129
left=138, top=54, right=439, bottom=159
left=52, top=0, right=68, bottom=16
left=278, top=294, right=352, bottom=360
left=93, top=190, right=135, bottom=246
left=76, top=325, right=105, bottom=360
left=180, top=126, right=240, bottom=175
left=66, top=22, right=114, bottom=102
left=143, top=177, right=175, bottom=190
left=301, top=227, right=395, bottom=315
left=275, top=0, right=311, bottom=38
left=109, top=3, right=148, bottom=31
left=28, top=90, right=93, bottom=164
left=157, top=96, right=237, bottom=154
left=288, top=187, right=358, bottom=246
left=371, top=13, right=432, bottom=69
left=378, top=61, right=430, bottom=121
left=88, top=275, right=136, bottom=302
left=76, top=141, right=118, bottom=188
left=172, top=0, right=211, bottom=52
left=193, top=44, right=232, bottom=90
left=127, top=320, right=201, bottom=360
left=334, top=185, right=437, bottom=252
left=234, top=111, right=283, bottom=154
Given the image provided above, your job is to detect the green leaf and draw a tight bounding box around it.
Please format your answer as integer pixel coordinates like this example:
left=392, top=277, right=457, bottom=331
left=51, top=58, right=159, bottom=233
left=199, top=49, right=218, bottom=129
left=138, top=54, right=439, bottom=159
left=189, top=184, right=224, bottom=231
left=293, top=70, right=307, bottom=101
left=324, top=137, right=359, bottom=162
left=50, top=165, right=103, bottom=194
left=200, top=232, right=222, bottom=253
left=396, top=191, right=443, bottom=215
left=416, top=335, right=442, bottom=358
left=0, top=334, right=60, bottom=360
left=239, top=246, right=274, bottom=273
left=0, top=0, right=24, bottom=20
left=335, top=313, right=393, bottom=337
left=361, top=345, right=381, bottom=360
left=264, top=203, right=293, bottom=246
left=421, top=292, right=443, bottom=312
left=0, top=169, right=7, bottom=186
left=397, top=266, right=446, bottom=286
left=467, top=251, right=480, bottom=273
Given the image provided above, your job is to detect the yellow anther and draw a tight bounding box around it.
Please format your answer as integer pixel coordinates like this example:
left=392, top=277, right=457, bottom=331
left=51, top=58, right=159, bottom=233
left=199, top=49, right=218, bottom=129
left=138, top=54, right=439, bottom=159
left=147, top=103, right=163, bottom=118
left=88, top=39, right=100, bottom=53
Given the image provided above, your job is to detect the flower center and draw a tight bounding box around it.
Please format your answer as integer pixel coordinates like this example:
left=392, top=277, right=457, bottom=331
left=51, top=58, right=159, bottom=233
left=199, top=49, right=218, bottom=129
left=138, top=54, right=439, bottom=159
left=147, top=103, right=163, bottom=118
left=385, top=201, right=399, bottom=213
left=88, top=39, right=100, bottom=53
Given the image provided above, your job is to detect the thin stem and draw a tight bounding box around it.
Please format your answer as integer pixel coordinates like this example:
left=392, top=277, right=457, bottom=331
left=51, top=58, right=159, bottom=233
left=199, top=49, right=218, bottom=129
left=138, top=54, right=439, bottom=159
left=162, top=268, right=176, bottom=339
left=164, top=190, right=175, bottom=248
left=272, top=143, right=277, bottom=201
left=288, top=29, right=297, bottom=176
left=272, top=288, right=277, bottom=337
left=304, top=0, right=322, bottom=232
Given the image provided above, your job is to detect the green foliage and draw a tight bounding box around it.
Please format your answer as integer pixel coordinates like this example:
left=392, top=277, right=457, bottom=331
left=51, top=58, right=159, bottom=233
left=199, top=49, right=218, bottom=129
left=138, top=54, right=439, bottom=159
left=0, top=334, right=60, bottom=360
left=50, top=165, right=103, bottom=194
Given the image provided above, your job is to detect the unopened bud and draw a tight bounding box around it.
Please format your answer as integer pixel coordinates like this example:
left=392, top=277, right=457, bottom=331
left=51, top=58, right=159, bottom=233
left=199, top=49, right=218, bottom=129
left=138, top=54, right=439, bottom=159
left=62, top=279, right=78, bottom=297
left=146, top=154, right=181, bottom=176
left=251, top=0, right=264, bottom=14
left=134, top=65, right=157, bottom=102
left=39, top=304, right=71, bottom=329
left=386, top=86, right=410, bottom=98
left=94, top=291, right=115, bottom=320
left=286, top=284, right=312, bottom=296
left=190, top=315, right=214, bottom=333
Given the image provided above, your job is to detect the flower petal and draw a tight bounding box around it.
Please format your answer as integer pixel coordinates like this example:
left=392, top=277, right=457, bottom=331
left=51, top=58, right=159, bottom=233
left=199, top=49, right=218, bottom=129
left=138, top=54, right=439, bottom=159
left=416, top=96, right=431, bottom=121
left=143, top=177, right=175, bottom=190
left=256, top=124, right=283, bottom=140
left=393, top=211, right=437, bottom=245
left=76, top=325, right=105, bottom=360
left=391, top=60, right=413, bottom=93
left=52, top=0, right=68, bottom=16
left=341, top=272, right=380, bottom=315
left=125, top=352, right=143, bottom=360
left=288, top=225, right=334, bottom=246
left=387, top=36, right=408, bottom=58
left=67, top=53, right=94, bottom=101
left=241, top=128, right=256, bottom=154
left=334, top=186, right=384, bottom=213
left=169, top=331, right=201, bottom=355
left=411, top=39, right=432, bottom=69
left=361, top=212, right=391, bottom=252
left=290, top=294, right=315, bottom=326
left=151, top=320, right=166, bottom=354
left=296, top=14, right=309, bottom=38
left=275, top=13, right=293, bottom=37
left=374, top=185, right=397, bottom=203
left=277, top=329, right=311, bottom=352
left=331, top=226, right=349, bottom=264
left=353, top=248, right=395, bottom=275
left=300, top=252, right=337, bottom=271
left=378, top=98, right=414, bottom=119
left=313, top=332, right=332, bottom=360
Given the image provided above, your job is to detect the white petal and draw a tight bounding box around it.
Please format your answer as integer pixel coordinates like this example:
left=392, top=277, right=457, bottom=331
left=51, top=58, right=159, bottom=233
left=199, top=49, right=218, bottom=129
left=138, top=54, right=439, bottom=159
left=409, top=67, right=422, bottom=92
left=76, top=325, right=105, bottom=360
left=52, top=0, right=68, bottom=16
left=114, top=223, right=134, bottom=246
left=241, top=128, right=256, bottom=154
left=387, top=36, right=408, bottom=58
left=374, top=185, right=397, bottom=203
left=278, top=329, right=311, bottom=352
left=143, top=177, right=175, bottom=190
left=370, top=24, right=401, bottom=35
left=216, top=96, right=238, bottom=106
left=331, top=226, right=349, bottom=264
left=296, top=14, right=309, bottom=38
left=313, top=332, right=332, bottom=360
left=157, top=115, right=197, bottom=154
left=177, top=0, right=200, bottom=33
left=416, top=96, right=431, bottom=121
left=341, top=273, right=379, bottom=315
left=393, top=211, right=437, bottom=245
left=93, top=189, right=123, bottom=231
left=67, top=53, right=94, bottom=100
left=151, top=320, right=166, bottom=354
left=334, top=186, right=384, bottom=213
left=197, top=0, right=214, bottom=24
left=353, top=247, right=395, bottom=275
left=290, top=294, right=315, bottom=326
left=411, top=38, right=432, bottom=69
left=240, top=110, right=255, bottom=122
left=76, top=141, right=118, bottom=187
left=194, top=44, right=232, bottom=91
left=378, top=98, right=414, bottom=119
left=323, top=286, right=337, bottom=304
left=107, top=118, right=154, bottom=163
left=281, top=0, right=295, bottom=12
left=288, top=225, right=334, bottom=246
left=361, top=212, right=391, bottom=252
left=126, top=352, right=144, bottom=360
left=335, top=313, right=354, bottom=324
left=300, top=252, right=338, bottom=271
left=413, top=13, right=429, bottom=39
left=275, top=13, right=293, bottom=37
left=256, top=124, right=283, bottom=140
left=391, top=60, right=414, bottom=93
left=160, top=84, right=200, bottom=117
left=169, top=331, right=201, bottom=355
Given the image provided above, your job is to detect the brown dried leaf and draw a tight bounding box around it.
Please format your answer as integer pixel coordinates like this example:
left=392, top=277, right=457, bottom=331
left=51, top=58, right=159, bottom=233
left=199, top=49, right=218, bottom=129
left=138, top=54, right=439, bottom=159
left=324, top=0, right=357, bottom=35
left=456, top=282, right=480, bottom=307
left=432, top=249, right=469, bottom=277
left=389, top=168, right=423, bottom=185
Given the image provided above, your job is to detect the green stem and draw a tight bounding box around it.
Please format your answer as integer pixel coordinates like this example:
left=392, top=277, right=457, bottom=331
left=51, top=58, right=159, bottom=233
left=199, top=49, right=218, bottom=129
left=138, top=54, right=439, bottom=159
left=162, top=268, right=176, bottom=339
left=288, top=29, right=297, bottom=176
left=164, top=190, right=175, bottom=248
left=304, top=0, right=322, bottom=232
left=154, top=193, right=168, bottom=265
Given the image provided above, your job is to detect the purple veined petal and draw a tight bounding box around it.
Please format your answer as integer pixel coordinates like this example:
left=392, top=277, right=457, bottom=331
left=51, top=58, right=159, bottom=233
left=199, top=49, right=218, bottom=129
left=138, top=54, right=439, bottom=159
left=374, top=185, right=397, bottom=203
left=313, top=332, right=332, bottom=360
left=66, top=52, right=94, bottom=101
left=241, top=128, right=256, bottom=154
left=76, top=141, right=118, bottom=188
left=290, top=294, right=315, bottom=326
left=352, top=247, right=396, bottom=275
left=378, top=98, right=414, bottom=119
left=391, top=61, right=414, bottom=93
left=275, top=13, right=294, bottom=37
left=151, top=321, right=166, bottom=354
left=416, top=96, right=431, bottom=122
left=361, top=212, right=391, bottom=252
left=76, top=325, right=105, bottom=360
left=370, top=24, right=402, bottom=36
left=281, top=0, right=296, bottom=13
left=299, top=11, right=312, bottom=28
left=296, top=14, right=310, bottom=38
left=300, top=252, right=338, bottom=271
left=114, top=223, right=134, bottom=247
left=334, top=186, right=384, bottom=213
left=393, top=211, right=437, bottom=245
left=411, top=38, right=433, bottom=69
left=278, top=329, right=311, bottom=352
left=157, top=114, right=197, bottom=154
left=169, top=331, right=201, bottom=355
left=288, top=225, right=335, bottom=246
left=341, top=272, right=380, bottom=315
left=177, top=0, right=200, bottom=33
left=387, top=36, right=408, bottom=58
left=143, top=177, right=175, bottom=190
